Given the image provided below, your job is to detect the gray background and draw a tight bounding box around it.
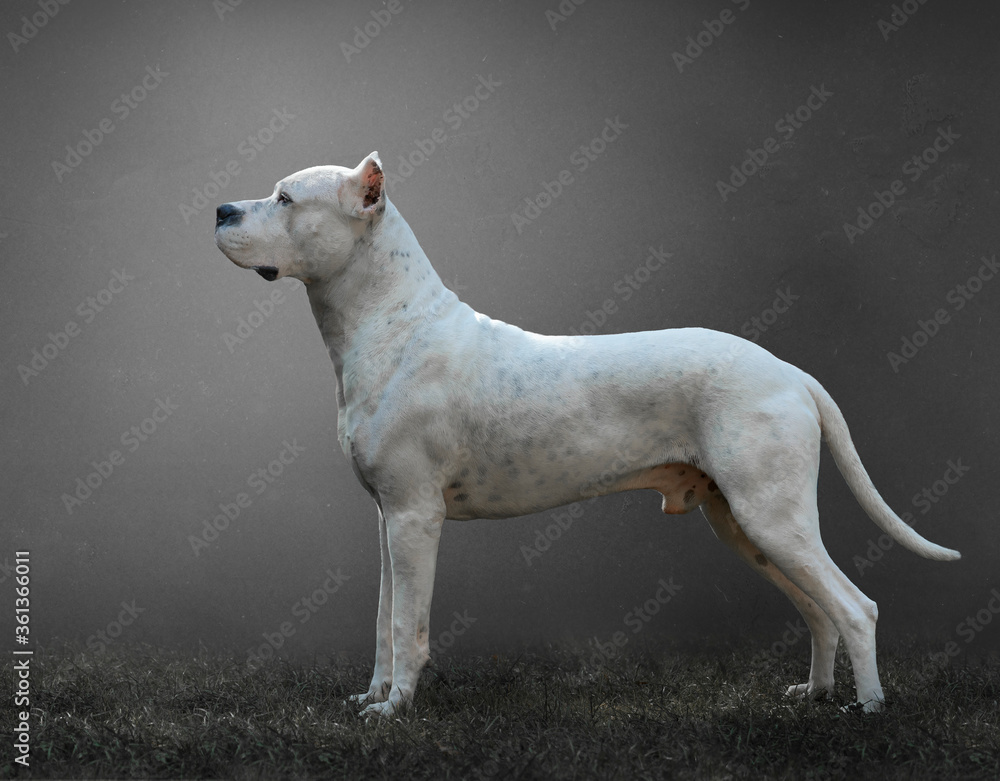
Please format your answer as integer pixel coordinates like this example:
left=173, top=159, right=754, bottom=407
left=2, top=0, right=997, bottom=669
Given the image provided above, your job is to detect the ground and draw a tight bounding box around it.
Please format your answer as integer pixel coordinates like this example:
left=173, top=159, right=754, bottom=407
left=4, top=642, right=997, bottom=780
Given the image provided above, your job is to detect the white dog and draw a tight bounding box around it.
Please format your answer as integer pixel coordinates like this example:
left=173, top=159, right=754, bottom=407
left=214, top=152, right=960, bottom=716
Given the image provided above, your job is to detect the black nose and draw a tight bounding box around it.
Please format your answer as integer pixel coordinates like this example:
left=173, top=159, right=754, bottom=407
left=216, top=203, right=244, bottom=228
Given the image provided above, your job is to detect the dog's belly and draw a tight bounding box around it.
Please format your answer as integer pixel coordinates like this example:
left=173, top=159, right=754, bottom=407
left=442, top=458, right=720, bottom=520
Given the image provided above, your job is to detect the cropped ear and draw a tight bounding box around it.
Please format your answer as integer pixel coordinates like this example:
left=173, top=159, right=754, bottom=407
left=343, top=151, right=384, bottom=218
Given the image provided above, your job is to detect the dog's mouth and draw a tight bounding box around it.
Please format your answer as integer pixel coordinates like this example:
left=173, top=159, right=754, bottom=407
left=252, top=265, right=279, bottom=281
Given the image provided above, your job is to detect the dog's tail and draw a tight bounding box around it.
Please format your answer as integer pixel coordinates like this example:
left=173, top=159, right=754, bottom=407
left=805, top=375, right=961, bottom=562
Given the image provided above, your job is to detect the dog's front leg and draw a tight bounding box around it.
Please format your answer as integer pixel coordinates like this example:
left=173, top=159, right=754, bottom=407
left=360, top=501, right=444, bottom=717
left=348, top=505, right=394, bottom=705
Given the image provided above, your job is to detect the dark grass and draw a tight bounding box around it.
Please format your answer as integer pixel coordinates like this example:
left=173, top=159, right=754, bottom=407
left=4, top=642, right=998, bottom=780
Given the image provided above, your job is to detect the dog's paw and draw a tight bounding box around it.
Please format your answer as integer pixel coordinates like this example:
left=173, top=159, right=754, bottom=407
left=346, top=679, right=392, bottom=707
left=357, top=685, right=413, bottom=718
left=360, top=700, right=394, bottom=718
left=360, top=698, right=407, bottom=718
left=784, top=682, right=830, bottom=700
left=840, top=698, right=884, bottom=714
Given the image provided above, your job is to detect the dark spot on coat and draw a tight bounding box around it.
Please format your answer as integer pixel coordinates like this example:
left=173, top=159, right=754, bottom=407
left=755, top=553, right=768, bottom=567
left=449, top=481, right=463, bottom=489
left=363, top=179, right=381, bottom=208
left=708, top=480, right=718, bottom=492
left=453, top=493, right=468, bottom=502
left=683, top=489, right=695, bottom=504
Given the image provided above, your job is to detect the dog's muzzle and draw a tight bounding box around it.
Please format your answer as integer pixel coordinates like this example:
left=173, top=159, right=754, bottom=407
left=215, top=204, right=279, bottom=280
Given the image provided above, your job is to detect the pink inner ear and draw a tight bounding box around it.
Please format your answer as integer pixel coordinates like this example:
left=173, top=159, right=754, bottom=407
left=362, top=161, right=383, bottom=209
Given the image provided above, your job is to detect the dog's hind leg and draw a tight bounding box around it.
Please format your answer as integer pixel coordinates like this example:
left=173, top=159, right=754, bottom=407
left=702, top=494, right=839, bottom=701
left=723, top=483, right=884, bottom=712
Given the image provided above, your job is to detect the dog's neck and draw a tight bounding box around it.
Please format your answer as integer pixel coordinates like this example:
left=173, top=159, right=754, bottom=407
left=305, top=198, right=459, bottom=399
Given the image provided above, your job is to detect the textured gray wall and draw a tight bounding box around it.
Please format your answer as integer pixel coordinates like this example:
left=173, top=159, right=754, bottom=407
left=2, top=0, right=997, bottom=670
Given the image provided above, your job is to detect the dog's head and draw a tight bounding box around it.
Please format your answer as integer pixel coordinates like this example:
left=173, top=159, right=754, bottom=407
left=214, top=152, right=385, bottom=282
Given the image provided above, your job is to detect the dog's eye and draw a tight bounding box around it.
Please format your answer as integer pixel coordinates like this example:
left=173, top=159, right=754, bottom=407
left=277, top=191, right=292, bottom=204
